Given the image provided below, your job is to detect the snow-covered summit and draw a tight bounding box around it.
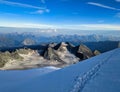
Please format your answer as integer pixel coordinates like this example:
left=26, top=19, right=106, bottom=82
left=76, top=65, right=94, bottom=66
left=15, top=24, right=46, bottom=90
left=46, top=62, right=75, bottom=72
left=0, top=48, right=120, bottom=92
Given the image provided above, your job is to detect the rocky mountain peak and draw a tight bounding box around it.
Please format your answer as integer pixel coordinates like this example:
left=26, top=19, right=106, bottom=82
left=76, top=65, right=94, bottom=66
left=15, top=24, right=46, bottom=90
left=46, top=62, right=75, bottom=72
left=48, top=43, right=57, bottom=48
left=0, top=42, right=101, bottom=70
left=74, top=44, right=93, bottom=60
left=54, top=42, right=68, bottom=52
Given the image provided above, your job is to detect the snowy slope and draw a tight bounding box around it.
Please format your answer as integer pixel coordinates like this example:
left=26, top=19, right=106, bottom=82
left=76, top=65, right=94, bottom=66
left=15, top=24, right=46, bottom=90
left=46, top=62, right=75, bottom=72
left=0, top=48, right=120, bottom=92
left=0, top=66, right=60, bottom=91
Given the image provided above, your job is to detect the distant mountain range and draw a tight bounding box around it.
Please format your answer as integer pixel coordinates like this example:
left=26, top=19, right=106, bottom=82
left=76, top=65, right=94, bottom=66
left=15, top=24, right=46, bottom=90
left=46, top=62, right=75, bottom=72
left=0, top=32, right=120, bottom=48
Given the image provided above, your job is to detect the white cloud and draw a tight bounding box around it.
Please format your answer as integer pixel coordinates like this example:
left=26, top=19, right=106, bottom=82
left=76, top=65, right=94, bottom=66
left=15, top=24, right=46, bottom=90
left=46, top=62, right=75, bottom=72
left=23, top=24, right=120, bottom=30
left=31, top=10, right=44, bottom=14
left=115, top=0, right=120, bottom=2
left=59, top=24, right=120, bottom=30
left=1, top=21, right=120, bottom=30
left=22, top=23, right=54, bottom=28
left=0, top=0, right=50, bottom=14
left=87, top=2, right=120, bottom=11
left=0, top=0, right=45, bottom=9
left=0, top=22, right=55, bottom=28
left=30, top=9, right=50, bottom=14
left=36, top=10, right=45, bottom=14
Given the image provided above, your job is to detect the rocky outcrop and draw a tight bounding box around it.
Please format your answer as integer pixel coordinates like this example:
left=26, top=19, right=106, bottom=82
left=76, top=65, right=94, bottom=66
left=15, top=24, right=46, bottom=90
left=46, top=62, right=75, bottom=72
left=74, top=44, right=93, bottom=60
left=66, top=42, right=75, bottom=52
left=0, top=42, right=99, bottom=70
left=0, top=48, right=37, bottom=68
left=43, top=42, right=94, bottom=63
left=54, top=42, right=68, bottom=51
left=44, top=47, right=65, bottom=64
left=94, top=50, right=101, bottom=56
left=43, top=42, right=78, bottom=64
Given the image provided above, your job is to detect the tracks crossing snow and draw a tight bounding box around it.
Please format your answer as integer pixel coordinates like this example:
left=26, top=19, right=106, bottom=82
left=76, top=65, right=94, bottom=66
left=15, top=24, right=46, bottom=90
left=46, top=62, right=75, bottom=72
left=70, top=50, right=117, bottom=92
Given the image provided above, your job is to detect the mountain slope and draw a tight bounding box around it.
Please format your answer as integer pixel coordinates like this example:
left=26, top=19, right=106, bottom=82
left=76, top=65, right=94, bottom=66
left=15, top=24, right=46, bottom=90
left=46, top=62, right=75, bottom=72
left=0, top=42, right=95, bottom=70
left=0, top=48, right=120, bottom=92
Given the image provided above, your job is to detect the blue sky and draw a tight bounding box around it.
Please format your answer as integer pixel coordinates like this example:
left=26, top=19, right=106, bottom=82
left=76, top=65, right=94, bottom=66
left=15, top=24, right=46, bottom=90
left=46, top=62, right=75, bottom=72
left=0, top=0, right=120, bottom=30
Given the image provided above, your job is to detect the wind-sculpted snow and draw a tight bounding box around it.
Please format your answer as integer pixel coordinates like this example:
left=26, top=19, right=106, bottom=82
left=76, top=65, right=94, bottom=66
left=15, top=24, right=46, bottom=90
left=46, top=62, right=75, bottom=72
left=70, top=49, right=117, bottom=92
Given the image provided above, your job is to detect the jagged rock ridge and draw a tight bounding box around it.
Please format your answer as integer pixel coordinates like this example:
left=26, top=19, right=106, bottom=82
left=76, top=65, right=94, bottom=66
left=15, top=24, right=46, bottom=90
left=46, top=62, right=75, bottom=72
left=0, top=42, right=101, bottom=70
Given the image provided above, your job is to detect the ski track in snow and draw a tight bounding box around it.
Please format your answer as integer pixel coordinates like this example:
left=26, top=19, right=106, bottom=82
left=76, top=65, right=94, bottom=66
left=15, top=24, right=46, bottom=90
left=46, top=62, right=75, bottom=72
left=70, top=50, right=117, bottom=92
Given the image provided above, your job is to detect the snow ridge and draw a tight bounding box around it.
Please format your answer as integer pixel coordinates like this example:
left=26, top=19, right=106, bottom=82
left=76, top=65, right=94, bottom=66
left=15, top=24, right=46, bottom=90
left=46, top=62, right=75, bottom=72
left=70, top=50, right=116, bottom=92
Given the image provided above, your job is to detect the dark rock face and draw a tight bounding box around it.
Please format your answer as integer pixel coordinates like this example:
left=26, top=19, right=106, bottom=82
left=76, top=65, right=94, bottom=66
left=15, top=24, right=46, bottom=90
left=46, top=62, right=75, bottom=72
left=43, top=42, right=94, bottom=63
left=66, top=42, right=75, bottom=52
left=43, top=42, right=77, bottom=64
left=54, top=42, right=67, bottom=51
left=73, top=44, right=93, bottom=60
left=75, top=53, right=84, bottom=60
left=44, top=47, right=55, bottom=60
left=79, top=44, right=93, bottom=58
left=43, top=47, right=66, bottom=64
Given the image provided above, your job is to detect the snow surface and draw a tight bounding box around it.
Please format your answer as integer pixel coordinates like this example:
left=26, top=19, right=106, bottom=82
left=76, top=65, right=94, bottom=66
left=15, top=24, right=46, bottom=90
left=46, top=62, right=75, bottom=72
left=0, top=48, right=120, bottom=92
left=0, top=66, right=60, bottom=91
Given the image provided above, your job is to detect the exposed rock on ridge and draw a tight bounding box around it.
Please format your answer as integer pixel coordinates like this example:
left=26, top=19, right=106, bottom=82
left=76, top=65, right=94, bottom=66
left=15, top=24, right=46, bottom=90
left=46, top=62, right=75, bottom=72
left=0, top=42, right=100, bottom=70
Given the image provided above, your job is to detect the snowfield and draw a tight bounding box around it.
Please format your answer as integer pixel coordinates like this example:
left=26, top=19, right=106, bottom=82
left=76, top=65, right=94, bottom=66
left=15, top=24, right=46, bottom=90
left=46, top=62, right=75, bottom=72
left=0, top=48, right=120, bottom=92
